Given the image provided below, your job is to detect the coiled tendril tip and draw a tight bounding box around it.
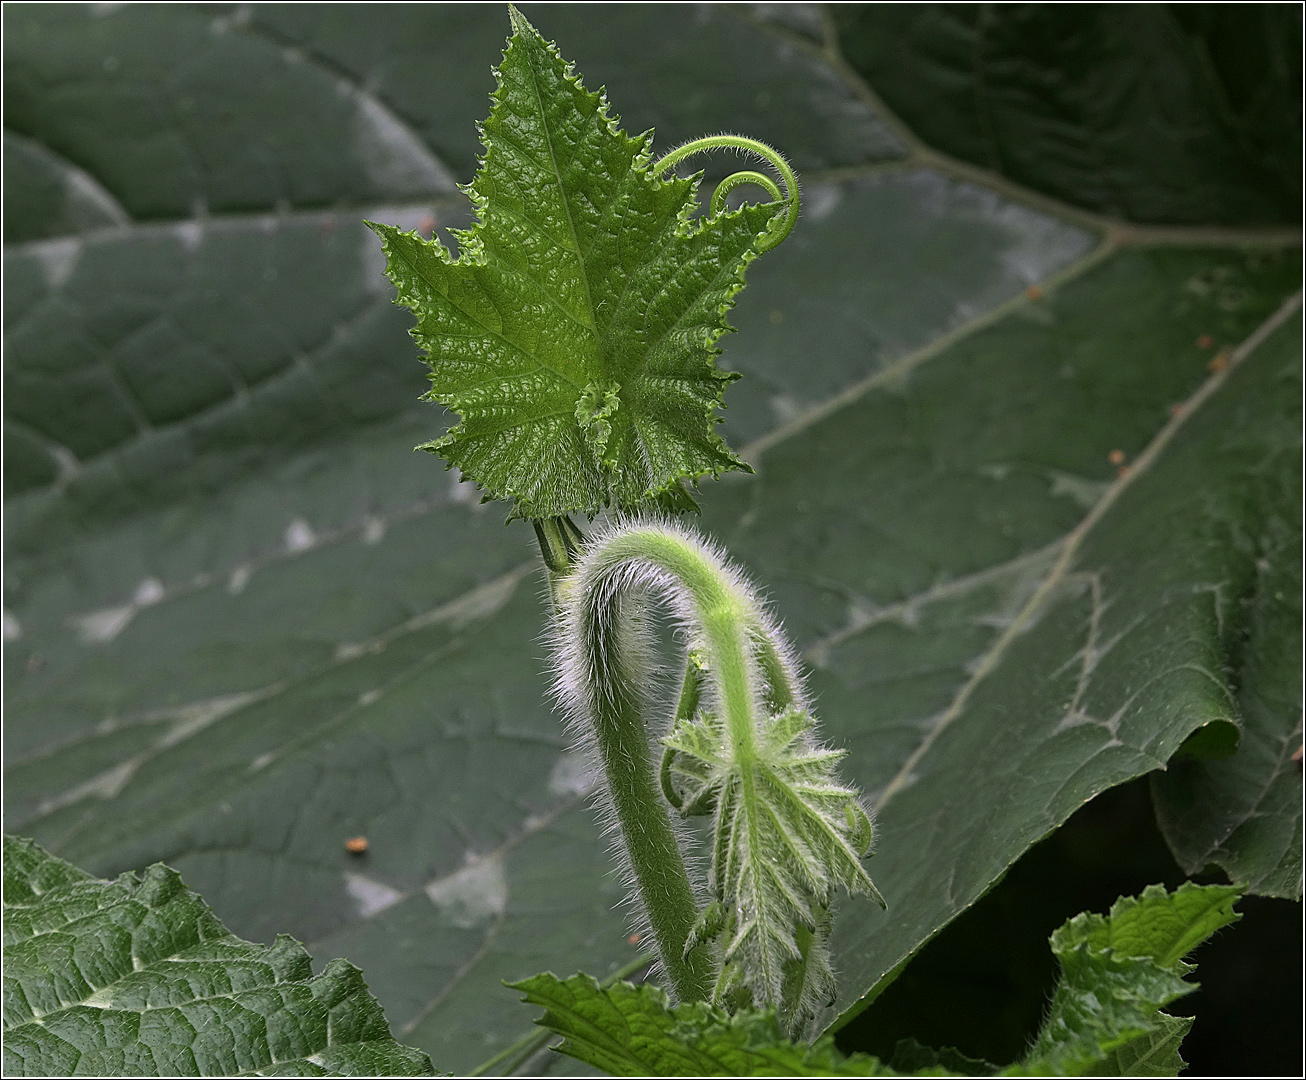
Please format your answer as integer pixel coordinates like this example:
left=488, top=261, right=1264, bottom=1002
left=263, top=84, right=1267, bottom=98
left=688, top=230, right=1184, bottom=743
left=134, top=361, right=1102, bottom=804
left=652, top=135, right=800, bottom=252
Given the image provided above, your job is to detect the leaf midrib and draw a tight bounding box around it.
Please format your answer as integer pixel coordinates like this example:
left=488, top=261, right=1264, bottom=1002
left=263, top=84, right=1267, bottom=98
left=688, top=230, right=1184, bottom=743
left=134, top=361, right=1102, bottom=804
left=516, top=30, right=601, bottom=376
left=479, top=201, right=598, bottom=336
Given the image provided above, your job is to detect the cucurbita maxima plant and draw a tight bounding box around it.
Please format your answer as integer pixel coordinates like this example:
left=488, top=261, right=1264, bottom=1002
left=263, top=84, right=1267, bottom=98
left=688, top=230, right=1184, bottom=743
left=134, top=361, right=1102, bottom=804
left=370, top=5, right=882, bottom=1035
left=3, top=5, right=1289, bottom=1075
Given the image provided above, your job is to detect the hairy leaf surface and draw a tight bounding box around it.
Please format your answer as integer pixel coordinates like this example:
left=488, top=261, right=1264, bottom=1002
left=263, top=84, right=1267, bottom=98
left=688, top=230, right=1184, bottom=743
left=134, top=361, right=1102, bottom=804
left=2, top=836, right=434, bottom=1077
left=667, top=706, right=883, bottom=1022
left=1014, top=883, right=1239, bottom=1075
left=371, top=9, right=783, bottom=519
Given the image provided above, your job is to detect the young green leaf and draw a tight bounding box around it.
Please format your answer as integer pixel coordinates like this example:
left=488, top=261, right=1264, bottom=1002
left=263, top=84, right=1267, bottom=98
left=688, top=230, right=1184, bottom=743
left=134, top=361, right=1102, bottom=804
left=509, top=972, right=909, bottom=1077
left=2, top=836, right=436, bottom=1078
left=369, top=7, right=791, bottom=519
left=1049, top=880, right=1243, bottom=970
left=665, top=704, right=886, bottom=1027
left=1013, top=882, right=1241, bottom=1076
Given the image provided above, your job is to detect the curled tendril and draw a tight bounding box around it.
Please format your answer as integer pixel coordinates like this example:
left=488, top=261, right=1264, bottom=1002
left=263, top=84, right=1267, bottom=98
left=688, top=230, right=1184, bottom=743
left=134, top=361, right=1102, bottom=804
left=710, top=170, right=783, bottom=215
left=653, top=135, right=800, bottom=253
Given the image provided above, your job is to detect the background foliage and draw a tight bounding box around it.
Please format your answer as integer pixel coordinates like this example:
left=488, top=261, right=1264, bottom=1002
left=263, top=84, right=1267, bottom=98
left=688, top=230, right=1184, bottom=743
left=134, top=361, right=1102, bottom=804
left=4, top=4, right=1301, bottom=1076
left=3, top=834, right=435, bottom=1076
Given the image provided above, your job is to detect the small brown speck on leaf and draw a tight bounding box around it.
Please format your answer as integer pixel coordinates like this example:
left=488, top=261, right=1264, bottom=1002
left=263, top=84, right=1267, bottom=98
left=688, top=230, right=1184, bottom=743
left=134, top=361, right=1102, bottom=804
left=627, top=933, right=642, bottom=945
left=1208, top=350, right=1230, bottom=374
left=1115, top=465, right=1130, bottom=479
left=1197, top=333, right=1215, bottom=349
left=1025, top=284, right=1043, bottom=301
left=1108, top=449, right=1126, bottom=466
left=345, top=836, right=369, bottom=854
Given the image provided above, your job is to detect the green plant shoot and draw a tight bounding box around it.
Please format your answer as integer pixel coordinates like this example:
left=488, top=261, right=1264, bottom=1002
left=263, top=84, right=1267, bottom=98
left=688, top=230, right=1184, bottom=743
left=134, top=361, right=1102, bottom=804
left=554, top=520, right=884, bottom=1031
left=369, top=6, right=878, bottom=1033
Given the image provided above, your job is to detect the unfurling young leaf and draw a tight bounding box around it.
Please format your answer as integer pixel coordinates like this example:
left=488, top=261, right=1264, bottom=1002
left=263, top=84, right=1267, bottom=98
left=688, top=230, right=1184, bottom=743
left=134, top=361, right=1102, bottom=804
left=665, top=704, right=886, bottom=1026
left=369, top=6, right=795, bottom=520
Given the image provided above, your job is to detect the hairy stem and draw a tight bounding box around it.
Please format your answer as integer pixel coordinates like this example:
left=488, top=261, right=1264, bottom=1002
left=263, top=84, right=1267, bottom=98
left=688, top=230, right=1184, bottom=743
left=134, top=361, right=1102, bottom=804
left=555, top=520, right=881, bottom=1026
left=556, top=523, right=800, bottom=1002
left=752, top=628, right=802, bottom=714
left=597, top=653, right=712, bottom=1001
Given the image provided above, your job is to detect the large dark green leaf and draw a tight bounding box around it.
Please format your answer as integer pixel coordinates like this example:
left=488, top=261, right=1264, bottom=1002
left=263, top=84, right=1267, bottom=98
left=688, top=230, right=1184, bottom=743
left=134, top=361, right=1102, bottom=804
left=2, top=3, right=458, bottom=228
left=4, top=4, right=1299, bottom=1075
left=832, top=4, right=1302, bottom=226
left=1149, top=467, right=1303, bottom=899
left=246, top=3, right=905, bottom=186
left=702, top=246, right=1302, bottom=1032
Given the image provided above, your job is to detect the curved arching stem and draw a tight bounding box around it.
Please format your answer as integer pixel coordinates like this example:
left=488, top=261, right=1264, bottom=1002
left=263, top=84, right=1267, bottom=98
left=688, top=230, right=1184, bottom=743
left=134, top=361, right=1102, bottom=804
left=553, top=521, right=806, bottom=1003
left=652, top=135, right=800, bottom=253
